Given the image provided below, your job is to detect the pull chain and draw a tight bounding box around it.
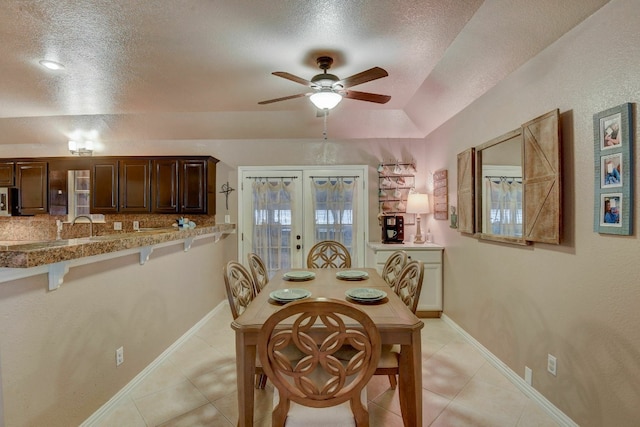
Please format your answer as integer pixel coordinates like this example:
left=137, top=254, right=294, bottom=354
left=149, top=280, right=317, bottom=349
left=323, top=109, right=328, bottom=140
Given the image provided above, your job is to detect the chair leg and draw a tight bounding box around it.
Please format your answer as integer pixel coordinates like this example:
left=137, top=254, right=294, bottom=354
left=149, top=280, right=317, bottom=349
left=388, top=374, right=397, bottom=389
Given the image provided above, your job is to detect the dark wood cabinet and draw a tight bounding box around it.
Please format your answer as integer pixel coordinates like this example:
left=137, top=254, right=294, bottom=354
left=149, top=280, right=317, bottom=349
left=16, top=161, right=48, bottom=215
left=0, top=155, right=217, bottom=216
left=153, top=157, right=217, bottom=214
left=0, top=162, right=14, bottom=186
left=152, top=159, right=179, bottom=213
left=120, top=159, right=151, bottom=213
left=181, top=159, right=207, bottom=213
left=91, top=160, right=118, bottom=213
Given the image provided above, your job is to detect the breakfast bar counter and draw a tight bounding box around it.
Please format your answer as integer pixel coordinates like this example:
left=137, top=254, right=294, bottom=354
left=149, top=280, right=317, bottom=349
left=0, top=223, right=235, bottom=289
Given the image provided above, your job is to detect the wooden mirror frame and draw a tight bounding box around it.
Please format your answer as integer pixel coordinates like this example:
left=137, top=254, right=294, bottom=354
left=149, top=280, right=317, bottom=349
left=457, top=109, right=562, bottom=245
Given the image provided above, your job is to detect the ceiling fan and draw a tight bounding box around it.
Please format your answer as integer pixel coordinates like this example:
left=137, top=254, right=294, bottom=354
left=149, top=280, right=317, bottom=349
left=258, top=56, right=391, bottom=110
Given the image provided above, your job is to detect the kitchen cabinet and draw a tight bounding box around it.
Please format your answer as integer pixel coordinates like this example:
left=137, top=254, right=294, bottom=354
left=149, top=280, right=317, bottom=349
left=91, top=159, right=118, bottom=213
left=0, top=161, right=14, bottom=186
left=92, top=159, right=152, bottom=213
left=119, top=159, right=151, bottom=213
left=367, top=242, right=443, bottom=317
left=152, top=159, right=179, bottom=213
left=16, top=161, right=48, bottom=215
left=181, top=159, right=207, bottom=214
left=153, top=157, right=217, bottom=214
left=1, top=155, right=217, bottom=216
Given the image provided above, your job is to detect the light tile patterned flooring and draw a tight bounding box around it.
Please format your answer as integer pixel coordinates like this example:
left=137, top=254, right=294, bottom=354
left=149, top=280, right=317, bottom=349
left=93, top=304, right=560, bottom=426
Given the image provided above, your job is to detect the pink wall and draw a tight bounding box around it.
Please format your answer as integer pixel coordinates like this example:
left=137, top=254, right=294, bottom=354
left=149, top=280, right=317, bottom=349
left=0, top=236, right=233, bottom=426
left=422, top=0, right=640, bottom=424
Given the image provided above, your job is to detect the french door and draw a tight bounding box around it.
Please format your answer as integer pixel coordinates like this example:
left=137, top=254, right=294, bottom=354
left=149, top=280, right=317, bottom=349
left=238, top=166, right=368, bottom=276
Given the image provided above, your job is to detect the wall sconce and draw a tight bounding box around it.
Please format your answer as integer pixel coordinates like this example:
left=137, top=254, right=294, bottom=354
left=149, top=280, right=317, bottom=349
left=406, top=193, right=430, bottom=244
left=68, top=140, right=94, bottom=156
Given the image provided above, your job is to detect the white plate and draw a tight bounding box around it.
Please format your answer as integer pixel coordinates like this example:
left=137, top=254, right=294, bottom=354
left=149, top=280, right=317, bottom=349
left=336, top=270, right=369, bottom=280
left=270, top=288, right=312, bottom=302
left=283, top=271, right=316, bottom=281
left=345, top=288, right=387, bottom=301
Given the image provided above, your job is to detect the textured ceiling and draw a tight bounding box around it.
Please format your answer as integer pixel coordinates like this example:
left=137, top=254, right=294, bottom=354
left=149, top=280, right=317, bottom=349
left=0, top=0, right=609, bottom=149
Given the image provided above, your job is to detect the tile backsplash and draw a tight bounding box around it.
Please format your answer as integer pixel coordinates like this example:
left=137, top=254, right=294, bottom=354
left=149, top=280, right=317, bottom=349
left=0, top=214, right=216, bottom=241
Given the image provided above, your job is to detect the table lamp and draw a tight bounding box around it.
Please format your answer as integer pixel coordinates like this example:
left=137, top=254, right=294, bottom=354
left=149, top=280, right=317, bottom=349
left=406, top=193, right=429, bottom=243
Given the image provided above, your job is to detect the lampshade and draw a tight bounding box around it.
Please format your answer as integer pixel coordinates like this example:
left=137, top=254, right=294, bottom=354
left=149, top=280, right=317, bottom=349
left=309, top=90, right=342, bottom=110
left=406, top=193, right=430, bottom=214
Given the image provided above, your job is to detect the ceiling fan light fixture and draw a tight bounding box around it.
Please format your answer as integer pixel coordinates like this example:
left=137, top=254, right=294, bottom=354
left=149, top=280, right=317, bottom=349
left=310, top=90, right=342, bottom=110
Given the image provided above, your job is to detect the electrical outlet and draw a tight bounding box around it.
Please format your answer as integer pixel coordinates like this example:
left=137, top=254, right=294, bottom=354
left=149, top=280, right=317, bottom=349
left=547, top=354, right=557, bottom=376
left=116, top=346, right=124, bottom=366
left=133, top=221, right=140, bottom=231
left=113, top=222, right=122, bottom=231
left=524, top=366, right=532, bottom=385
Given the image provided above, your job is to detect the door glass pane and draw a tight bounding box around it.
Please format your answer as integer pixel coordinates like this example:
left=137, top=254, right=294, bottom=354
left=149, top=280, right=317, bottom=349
left=310, top=177, right=357, bottom=257
left=251, top=179, right=296, bottom=277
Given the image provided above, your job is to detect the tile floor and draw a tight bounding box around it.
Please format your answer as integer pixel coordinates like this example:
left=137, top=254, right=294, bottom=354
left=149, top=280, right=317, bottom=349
left=92, top=304, right=560, bottom=426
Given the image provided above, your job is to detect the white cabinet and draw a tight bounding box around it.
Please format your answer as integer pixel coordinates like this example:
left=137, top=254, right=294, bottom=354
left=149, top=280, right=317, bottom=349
left=366, top=242, right=443, bottom=317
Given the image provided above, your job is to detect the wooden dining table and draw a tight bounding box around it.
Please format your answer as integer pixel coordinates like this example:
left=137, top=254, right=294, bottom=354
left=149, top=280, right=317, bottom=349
left=231, top=267, right=424, bottom=427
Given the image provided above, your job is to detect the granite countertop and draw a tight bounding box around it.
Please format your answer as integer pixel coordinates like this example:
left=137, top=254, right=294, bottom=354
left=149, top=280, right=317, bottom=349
left=0, top=224, right=235, bottom=268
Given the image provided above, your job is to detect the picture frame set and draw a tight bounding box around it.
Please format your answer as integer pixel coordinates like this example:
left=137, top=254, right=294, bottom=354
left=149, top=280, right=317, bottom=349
left=593, top=103, right=633, bottom=235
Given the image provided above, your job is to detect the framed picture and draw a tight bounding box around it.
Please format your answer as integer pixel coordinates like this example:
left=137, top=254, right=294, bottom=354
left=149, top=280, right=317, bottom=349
left=593, top=103, right=633, bottom=235
left=600, top=152, right=622, bottom=188
left=599, top=193, right=622, bottom=228
left=599, top=112, right=623, bottom=150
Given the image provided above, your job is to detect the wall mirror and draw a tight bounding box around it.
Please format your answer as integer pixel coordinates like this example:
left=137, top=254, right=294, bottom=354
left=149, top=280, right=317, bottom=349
left=458, top=109, right=562, bottom=245
left=475, top=129, right=525, bottom=244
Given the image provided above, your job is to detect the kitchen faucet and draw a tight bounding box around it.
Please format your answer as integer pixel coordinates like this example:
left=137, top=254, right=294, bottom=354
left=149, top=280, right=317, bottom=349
left=71, top=215, right=94, bottom=237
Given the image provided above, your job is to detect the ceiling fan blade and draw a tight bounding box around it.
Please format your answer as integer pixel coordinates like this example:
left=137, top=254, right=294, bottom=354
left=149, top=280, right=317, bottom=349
left=258, top=93, right=308, bottom=105
left=337, top=67, right=388, bottom=88
left=342, top=90, right=391, bottom=104
left=272, top=71, right=314, bottom=87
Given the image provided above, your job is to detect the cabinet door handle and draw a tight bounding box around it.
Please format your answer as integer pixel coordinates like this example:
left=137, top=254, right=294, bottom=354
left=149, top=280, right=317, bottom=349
left=296, top=244, right=301, bottom=250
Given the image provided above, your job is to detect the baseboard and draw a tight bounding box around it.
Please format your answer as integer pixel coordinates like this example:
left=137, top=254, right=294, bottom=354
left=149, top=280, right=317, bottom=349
left=80, top=301, right=229, bottom=427
left=440, top=314, right=578, bottom=427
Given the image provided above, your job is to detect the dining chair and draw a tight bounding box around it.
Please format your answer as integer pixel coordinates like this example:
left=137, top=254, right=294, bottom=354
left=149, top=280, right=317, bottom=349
left=258, top=298, right=381, bottom=427
left=223, top=261, right=268, bottom=388
left=247, top=252, right=269, bottom=295
left=223, top=261, right=257, bottom=319
left=394, top=260, right=425, bottom=313
left=376, top=259, right=424, bottom=389
left=306, top=240, right=352, bottom=268
left=381, top=250, right=408, bottom=290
